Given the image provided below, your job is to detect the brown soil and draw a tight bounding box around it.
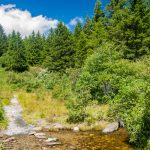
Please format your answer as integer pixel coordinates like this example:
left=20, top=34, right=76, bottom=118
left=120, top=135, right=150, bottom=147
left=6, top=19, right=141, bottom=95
left=2, top=129, right=134, bottom=150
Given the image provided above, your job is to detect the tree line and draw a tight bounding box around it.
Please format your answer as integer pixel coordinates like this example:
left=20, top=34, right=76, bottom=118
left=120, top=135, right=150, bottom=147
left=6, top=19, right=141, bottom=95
left=0, top=0, right=149, bottom=72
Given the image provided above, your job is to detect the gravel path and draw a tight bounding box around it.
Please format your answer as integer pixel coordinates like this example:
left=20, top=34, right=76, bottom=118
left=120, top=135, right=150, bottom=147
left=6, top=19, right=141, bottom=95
left=3, top=96, right=33, bottom=136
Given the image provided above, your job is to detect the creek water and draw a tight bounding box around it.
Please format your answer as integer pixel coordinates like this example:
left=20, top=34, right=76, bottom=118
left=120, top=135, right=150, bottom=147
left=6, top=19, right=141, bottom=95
left=46, top=129, right=134, bottom=150
left=2, top=96, right=134, bottom=149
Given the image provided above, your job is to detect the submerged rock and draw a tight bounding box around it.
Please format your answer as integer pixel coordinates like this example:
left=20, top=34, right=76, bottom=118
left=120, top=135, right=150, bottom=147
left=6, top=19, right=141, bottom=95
left=34, top=132, right=46, bottom=139
left=45, top=138, right=58, bottom=142
left=102, top=122, right=119, bottom=133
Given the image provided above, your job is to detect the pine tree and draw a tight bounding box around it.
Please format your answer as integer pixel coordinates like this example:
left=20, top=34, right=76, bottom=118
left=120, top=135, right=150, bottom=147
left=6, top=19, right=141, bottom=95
left=93, top=0, right=105, bottom=22
left=107, top=0, right=150, bottom=58
left=3, top=31, right=28, bottom=72
left=74, top=31, right=88, bottom=68
left=43, top=28, right=55, bottom=67
left=24, top=31, right=45, bottom=65
left=47, top=22, right=75, bottom=72
left=74, top=22, right=82, bottom=38
left=0, top=24, right=8, bottom=56
left=83, top=17, right=94, bottom=36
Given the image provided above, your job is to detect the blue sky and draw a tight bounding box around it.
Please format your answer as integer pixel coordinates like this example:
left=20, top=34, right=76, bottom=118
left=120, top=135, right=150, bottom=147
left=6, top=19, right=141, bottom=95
left=0, top=0, right=109, bottom=36
left=1, top=0, right=109, bottom=23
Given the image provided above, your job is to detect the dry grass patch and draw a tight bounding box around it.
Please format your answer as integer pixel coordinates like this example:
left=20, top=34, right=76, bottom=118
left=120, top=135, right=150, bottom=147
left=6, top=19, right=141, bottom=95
left=17, top=91, right=68, bottom=124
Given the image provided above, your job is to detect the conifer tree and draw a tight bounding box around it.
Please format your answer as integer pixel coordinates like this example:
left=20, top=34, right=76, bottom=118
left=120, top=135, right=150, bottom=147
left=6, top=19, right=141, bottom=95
left=43, top=28, right=55, bottom=67
left=48, top=22, right=75, bottom=72
left=3, top=31, right=28, bottom=72
left=74, top=22, right=82, bottom=38
left=25, top=31, right=45, bottom=65
left=107, top=0, right=150, bottom=58
left=74, top=31, right=88, bottom=68
left=0, top=24, right=8, bottom=56
left=93, top=0, right=105, bottom=22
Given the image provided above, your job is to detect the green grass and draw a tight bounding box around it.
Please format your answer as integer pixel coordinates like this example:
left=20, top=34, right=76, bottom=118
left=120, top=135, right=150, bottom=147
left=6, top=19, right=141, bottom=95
left=0, top=67, right=110, bottom=130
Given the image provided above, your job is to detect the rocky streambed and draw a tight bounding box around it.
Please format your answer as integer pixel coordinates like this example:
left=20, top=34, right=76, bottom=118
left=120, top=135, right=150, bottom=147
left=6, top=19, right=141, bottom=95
left=0, top=96, right=134, bottom=150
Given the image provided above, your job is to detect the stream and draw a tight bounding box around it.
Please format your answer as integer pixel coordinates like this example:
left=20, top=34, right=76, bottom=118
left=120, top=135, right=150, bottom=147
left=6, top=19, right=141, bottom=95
left=1, top=96, right=134, bottom=150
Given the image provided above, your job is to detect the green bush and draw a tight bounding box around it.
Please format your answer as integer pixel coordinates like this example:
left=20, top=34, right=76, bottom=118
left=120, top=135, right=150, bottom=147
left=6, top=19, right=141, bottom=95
left=68, top=42, right=150, bottom=148
left=25, top=79, right=40, bottom=92
left=52, top=74, right=74, bottom=101
left=0, top=103, right=4, bottom=122
left=111, top=79, right=150, bottom=148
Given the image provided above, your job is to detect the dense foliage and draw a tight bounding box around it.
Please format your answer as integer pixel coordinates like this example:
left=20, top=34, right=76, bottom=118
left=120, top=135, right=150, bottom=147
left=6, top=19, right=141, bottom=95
left=0, top=0, right=149, bottom=148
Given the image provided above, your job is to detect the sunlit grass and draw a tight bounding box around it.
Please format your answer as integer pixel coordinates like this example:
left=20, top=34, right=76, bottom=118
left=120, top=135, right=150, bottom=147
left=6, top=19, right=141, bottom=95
left=17, top=90, right=68, bottom=124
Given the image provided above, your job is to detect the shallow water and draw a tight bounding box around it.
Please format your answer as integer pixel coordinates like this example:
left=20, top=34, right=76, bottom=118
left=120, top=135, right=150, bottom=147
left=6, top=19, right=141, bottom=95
left=46, top=129, right=134, bottom=150
left=2, top=96, right=134, bottom=149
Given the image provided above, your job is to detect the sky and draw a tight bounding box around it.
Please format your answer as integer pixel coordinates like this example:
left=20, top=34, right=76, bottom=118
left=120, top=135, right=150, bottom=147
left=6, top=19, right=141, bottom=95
left=0, top=0, right=109, bottom=36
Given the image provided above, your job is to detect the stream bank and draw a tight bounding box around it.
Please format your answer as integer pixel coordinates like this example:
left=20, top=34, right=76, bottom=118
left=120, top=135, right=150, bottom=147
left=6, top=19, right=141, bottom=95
left=0, top=96, right=134, bottom=150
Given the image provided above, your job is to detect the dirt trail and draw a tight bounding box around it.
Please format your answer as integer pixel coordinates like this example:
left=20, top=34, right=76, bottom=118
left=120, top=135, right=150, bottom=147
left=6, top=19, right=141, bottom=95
left=3, top=96, right=33, bottom=136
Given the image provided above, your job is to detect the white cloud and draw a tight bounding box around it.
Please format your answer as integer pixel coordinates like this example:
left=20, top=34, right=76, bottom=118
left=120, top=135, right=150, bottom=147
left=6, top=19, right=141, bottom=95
left=69, top=17, right=84, bottom=26
left=0, top=4, right=59, bottom=36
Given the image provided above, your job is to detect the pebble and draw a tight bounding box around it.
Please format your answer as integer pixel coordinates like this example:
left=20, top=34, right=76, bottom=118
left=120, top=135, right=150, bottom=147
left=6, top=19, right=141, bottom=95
left=3, top=137, right=15, bottom=143
left=45, top=138, right=58, bottom=142
left=73, top=127, right=80, bottom=132
left=69, top=145, right=76, bottom=150
left=34, top=133, right=46, bottom=136
left=42, top=147, right=48, bottom=150
left=29, top=131, right=36, bottom=135
left=34, top=133, right=46, bottom=139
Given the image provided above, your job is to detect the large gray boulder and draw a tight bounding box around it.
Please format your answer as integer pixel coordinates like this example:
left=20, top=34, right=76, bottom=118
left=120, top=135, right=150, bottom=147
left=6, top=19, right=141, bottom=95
left=102, top=122, right=119, bottom=133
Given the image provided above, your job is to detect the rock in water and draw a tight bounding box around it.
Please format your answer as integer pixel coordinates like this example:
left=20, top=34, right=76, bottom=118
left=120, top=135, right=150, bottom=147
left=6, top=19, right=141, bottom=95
left=73, top=127, right=80, bottom=132
left=102, top=122, right=119, bottom=133
left=34, top=133, right=46, bottom=139
left=45, top=138, right=58, bottom=142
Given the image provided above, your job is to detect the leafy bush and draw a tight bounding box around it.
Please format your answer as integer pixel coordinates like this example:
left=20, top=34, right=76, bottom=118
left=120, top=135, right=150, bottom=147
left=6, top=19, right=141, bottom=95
left=111, top=79, right=150, bottom=148
left=68, top=42, right=150, bottom=148
left=0, top=102, right=4, bottom=122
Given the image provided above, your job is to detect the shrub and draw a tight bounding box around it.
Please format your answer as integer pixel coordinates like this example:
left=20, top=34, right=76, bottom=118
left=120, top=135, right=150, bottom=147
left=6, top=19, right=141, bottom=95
left=0, top=102, right=4, bottom=122
left=111, top=79, right=150, bottom=148
left=68, top=42, right=150, bottom=148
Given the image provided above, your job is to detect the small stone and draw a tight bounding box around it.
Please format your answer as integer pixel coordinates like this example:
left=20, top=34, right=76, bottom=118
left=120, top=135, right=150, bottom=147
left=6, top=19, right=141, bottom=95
left=3, top=137, right=15, bottom=143
left=73, top=127, right=80, bottom=132
left=29, top=131, right=36, bottom=135
left=102, top=122, right=119, bottom=133
left=42, top=147, right=48, bottom=150
left=45, top=138, right=58, bottom=142
left=69, top=145, right=76, bottom=150
left=34, top=133, right=46, bottom=136
left=33, top=127, right=42, bottom=131
left=34, top=133, right=46, bottom=139
left=46, top=142, right=61, bottom=146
